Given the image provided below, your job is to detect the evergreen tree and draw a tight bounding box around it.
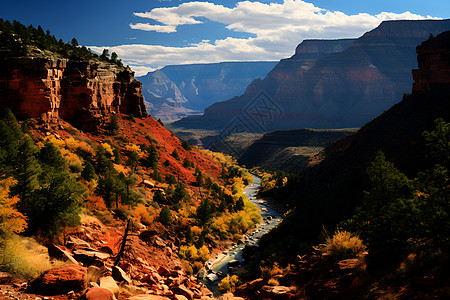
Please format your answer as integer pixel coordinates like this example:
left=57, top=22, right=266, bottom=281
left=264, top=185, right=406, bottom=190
left=171, top=149, right=180, bottom=160
left=81, top=161, right=97, bottom=181
left=113, top=148, right=121, bottom=164
left=97, top=170, right=117, bottom=208
left=186, top=227, right=194, bottom=245
left=30, top=169, right=84, bottom=235
left=39, top=142, right=66, bottom=170
left=181, top=140, right=191, bottom=150
left=71, top=38, right=78, bottom=47
left=26, top=139, right=85, bottom=235
left=100, top=49, right=110, bottom=61
left=108, top=114, right=120, bottom=136
left=11, top=135, right=42, bottom=209
left=127, top=150, right=140, bottom=173
left=159, top=206, right=172, bottom=226
left=344, top=151, right=412, bottom=250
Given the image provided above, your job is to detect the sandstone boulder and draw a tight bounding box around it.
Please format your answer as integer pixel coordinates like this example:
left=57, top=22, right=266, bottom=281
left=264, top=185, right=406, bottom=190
left=27, top=264, right=87, bottom=295
left=128, top=295, right=171, bottom=300
left=84, top=286, right=116, bottom=300
left=99, top=276, right=119, bottom=296
left=260, top=285, right=294, bottom=299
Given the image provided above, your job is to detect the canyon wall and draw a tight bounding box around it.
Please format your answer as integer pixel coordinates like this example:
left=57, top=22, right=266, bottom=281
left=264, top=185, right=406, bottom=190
left=173, top=20, right=450, bottom=135
left=138, top=61, right=278, bottom=122
left=0, top=57, right=147, bottom=131
left=255, top=29, right=450, bottom=263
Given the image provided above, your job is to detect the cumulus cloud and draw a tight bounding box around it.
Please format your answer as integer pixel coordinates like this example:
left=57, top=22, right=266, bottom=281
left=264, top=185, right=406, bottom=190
left=96, top=0, right=439, bottom=74
left=129, top=23, right=177, bottom=33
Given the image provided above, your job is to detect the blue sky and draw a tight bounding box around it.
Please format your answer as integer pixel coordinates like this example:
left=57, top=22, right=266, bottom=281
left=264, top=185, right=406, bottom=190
left=3, top=0, right=449, bottom=75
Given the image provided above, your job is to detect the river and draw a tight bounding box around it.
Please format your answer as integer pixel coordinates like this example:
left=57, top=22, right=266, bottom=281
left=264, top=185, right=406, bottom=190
left=201, top=175, right=283, bottom=297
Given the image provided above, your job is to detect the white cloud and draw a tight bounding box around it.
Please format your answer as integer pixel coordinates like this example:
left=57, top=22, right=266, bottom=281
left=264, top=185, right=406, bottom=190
left=127, top=65, right=157, bottom=77
left=95, top=0, right=440, bottom=72
left=129, top=23, right=177, bottom=33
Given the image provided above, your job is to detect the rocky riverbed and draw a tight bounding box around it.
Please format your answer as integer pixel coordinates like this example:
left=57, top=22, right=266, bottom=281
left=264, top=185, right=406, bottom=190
left=201, top=175, right=283, bottom=297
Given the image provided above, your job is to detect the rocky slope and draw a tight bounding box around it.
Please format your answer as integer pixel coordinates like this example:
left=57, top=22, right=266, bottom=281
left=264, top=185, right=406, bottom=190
left=138, top=61, right=277, bottom=123
left=173, top=19, right=450, bottom=135
left=0, top=57, right=147, bottom=132
left=250, top=29, right=450, bottom=269
left=237, top=128, right=356, bottom=172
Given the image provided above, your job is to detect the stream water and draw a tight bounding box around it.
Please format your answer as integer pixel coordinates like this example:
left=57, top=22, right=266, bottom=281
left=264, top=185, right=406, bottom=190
left=201, top=175, right=283, bottom=297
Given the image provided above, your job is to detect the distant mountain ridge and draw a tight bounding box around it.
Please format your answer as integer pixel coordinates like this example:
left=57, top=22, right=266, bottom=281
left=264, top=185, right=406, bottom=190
left=138, top=61, right=277, bottom=122
left=173, top=19, right=450, bottom=134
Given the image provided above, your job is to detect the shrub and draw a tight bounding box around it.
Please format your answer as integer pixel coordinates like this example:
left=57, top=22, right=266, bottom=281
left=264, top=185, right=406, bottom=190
left=181, top=140, right=191, bottom=151
left=133, top=204, right=152, bottom=226
left=319, top=230, right=366, bottom=259
left=260, top=262, right=283, bottom=281
left=218, top=275, right=241, bottom=293
left=0, top=178, right=27, bottom=237
left=182, top=260, right=193, bottom=275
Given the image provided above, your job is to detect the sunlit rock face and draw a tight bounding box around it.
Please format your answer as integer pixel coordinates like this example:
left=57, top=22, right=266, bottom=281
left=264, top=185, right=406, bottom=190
left=0, top=57, right=146, bottom=131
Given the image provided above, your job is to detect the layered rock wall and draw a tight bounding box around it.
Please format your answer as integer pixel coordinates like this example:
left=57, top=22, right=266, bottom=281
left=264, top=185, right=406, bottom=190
left=0, top=57, right=146, bottom=131
left=174, top=19, right=450, bottom=133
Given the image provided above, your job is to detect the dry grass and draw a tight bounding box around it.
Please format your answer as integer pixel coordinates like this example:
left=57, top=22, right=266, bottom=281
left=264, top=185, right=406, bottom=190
left=268, top=278, right=280, bottom=286
left=319, top=230, right=366, bottom=259
left=260, top=262, right=283, bottom=281
left=0, top=235, right=66, bottom=279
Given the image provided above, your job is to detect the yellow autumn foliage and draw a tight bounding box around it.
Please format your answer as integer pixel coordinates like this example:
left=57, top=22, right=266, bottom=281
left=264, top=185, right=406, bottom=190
left=0, top=178, right=27, bottom=236
left=65, top=137, right=95, bottom=156
left=218, top=275, right=241, bottom=293
left=125, top=143, right=143, bottom=158
left=101, top=142, right=114, bottom=156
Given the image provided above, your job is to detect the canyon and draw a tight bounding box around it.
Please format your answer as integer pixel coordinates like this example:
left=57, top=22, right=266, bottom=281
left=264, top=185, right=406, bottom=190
left=173, top=19, right=450, bottom=136
left=138, top=62, right=277, bottom=123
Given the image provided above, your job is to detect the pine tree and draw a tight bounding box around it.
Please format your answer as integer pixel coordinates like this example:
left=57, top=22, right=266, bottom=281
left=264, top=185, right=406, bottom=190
left=11, top=135, right=42, bottom=209
left=108, top=114, right=120, bottom=136
left=127, top=150, right=140, bottom=173
left=159, top=206, right=172, bottom=226
left=81, top=161, right=97, bottom=181
left=39, top=142, right=66, bottom=171
left=27, top=140, right=85, bottom=235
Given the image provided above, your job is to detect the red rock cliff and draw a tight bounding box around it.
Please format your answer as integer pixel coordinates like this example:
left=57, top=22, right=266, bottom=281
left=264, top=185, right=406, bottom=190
left=0, top=57, right=147, bottom=131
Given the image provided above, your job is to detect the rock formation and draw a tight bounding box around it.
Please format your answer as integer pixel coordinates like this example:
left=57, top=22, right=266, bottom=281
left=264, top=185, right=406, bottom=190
left=0, top=57, right=147, bottom=131
left=138, top=61, right=277, bottom=122
left=236, top=128, right=356, bottom=172
left=253, top=29, right=450, bottom=269
left=173, top=19, right=450, bottom=135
